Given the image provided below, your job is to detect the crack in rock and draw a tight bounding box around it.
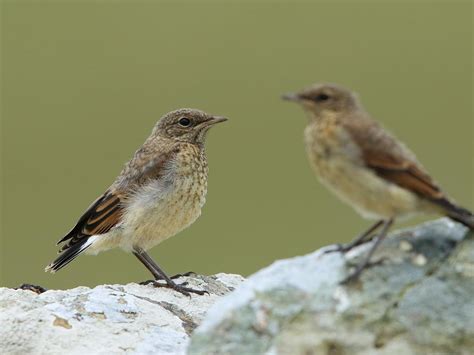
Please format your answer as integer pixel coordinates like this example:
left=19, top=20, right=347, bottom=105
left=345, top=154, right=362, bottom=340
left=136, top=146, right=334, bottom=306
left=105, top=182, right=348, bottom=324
left=158, top=301, right=198, bottom=335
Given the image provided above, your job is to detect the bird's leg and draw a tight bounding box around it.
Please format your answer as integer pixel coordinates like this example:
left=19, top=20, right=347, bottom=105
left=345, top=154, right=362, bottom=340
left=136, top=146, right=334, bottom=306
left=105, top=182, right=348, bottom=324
left=134, top=253, right=189, bottom=283
left=325, top=220, right=385, bottom=254
left=133, top=249, right=207, bottom=296
left=133, top=249, right=166, bottom=284
left=341, top=218, right=394, bottom=284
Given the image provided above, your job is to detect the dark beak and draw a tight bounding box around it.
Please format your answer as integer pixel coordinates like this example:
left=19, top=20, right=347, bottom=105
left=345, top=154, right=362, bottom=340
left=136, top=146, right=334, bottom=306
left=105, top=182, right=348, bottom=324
left=281, top=92, right=302, bottom=102
left=201, top=116, right=227, bottom=127
left=206, top=115, right=228, bottom=125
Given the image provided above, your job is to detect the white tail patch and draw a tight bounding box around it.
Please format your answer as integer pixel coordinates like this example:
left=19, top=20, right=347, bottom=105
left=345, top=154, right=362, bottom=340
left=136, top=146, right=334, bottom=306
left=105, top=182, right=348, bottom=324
left=44, top=236, right=98, bottom=273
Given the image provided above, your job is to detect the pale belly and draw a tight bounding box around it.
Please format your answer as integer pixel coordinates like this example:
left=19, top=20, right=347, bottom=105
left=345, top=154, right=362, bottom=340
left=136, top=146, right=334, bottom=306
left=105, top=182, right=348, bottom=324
left=312, top=153, right=423, bottom=220
left=304, top=124, right=427, bottom=220
left=86, top=177, right=207, bottom=254
left=122, top=177, right=207, bottom=251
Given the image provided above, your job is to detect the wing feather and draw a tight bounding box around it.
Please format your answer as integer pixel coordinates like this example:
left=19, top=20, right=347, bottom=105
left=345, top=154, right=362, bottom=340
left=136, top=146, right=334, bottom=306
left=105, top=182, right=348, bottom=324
left=343, top=117, right=444, bottom=201
left=58, top=191, right=124, bottom=251
left=343, top=117, right=473, bottom=228
left=50, top=144, right=179, bottom=270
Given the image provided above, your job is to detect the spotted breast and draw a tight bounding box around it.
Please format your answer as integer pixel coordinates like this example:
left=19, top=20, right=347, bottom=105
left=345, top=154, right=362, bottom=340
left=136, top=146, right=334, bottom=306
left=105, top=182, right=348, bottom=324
left=119, top=143, right=208, bottom=251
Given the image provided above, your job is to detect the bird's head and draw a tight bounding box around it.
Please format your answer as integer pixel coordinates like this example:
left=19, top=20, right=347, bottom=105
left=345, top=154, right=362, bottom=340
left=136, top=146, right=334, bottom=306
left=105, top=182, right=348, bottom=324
left=282, top=83, right=361, bottom=119
left=154, top=108, right=228, bottom=145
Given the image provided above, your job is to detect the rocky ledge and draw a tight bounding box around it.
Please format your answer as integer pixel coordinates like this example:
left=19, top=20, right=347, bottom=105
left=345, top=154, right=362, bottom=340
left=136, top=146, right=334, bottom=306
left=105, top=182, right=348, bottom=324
left=188, top=218, right=473, bottom=355
left=0, top=274, right=244, bottom=354
left=1, top=219, right=472, bottom=355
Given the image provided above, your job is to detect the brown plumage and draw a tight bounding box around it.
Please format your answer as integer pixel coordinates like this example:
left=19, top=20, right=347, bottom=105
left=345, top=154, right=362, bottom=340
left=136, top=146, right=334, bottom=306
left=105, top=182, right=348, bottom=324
left=57, top=191, right=124, bottom=252
left=283, top=83, right=473, bottom=282
left=341, top=100, right=473, bottom=227
left=46, top=108, right=227, bottom=296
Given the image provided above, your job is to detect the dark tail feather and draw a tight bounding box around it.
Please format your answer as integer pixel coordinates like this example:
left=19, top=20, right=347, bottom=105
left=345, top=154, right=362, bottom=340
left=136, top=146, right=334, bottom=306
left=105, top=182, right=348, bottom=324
left=435, top=198, right=474, bottom=229
left=448, top=212, right=474, bottom=229
left=45, top=239, right=92, bottom=273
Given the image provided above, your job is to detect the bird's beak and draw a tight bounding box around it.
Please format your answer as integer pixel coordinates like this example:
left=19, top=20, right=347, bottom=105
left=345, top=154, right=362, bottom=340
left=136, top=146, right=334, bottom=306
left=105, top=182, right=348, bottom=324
left=281, top=92, right=302, bottom=102
left=206, top=116, right=228, bottom=125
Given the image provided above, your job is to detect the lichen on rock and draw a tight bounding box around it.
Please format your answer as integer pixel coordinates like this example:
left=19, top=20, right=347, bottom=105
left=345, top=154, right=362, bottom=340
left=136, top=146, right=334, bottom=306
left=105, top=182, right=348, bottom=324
left=1, top=219, right=472, bottom=355
left=188, top=219, right=473, bottom=355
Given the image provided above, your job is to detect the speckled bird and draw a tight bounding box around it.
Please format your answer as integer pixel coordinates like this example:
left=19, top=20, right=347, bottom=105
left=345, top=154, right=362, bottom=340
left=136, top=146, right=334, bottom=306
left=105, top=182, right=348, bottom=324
left=283, top=83, right=473, bottom=283
left=46, top=108, right=227, bottom=296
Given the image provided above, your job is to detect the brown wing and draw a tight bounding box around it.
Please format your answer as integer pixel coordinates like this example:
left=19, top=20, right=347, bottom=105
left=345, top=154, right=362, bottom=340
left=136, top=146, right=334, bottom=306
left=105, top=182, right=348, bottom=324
left=340, top=116, right=474, bottom=228
left=356, top=130, right=474, bottom=228
left=343, top=117, right=445, bottom=201
left=56, top=145, right=180, bottom=251
left=46, top=144, right=181, bottom=273
left=57, top=190, right=124, bottom=251
left=365, top=154, right=444, bottom=199
left=46, top=189, right=125, bottom=273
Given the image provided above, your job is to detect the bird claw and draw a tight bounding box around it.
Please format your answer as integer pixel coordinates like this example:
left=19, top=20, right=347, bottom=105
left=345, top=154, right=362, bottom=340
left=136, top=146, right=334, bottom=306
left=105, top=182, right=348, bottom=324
left=340, top=257, right=387, bottom=285
left=140, top=271, right=196, bottom=285
left=340, top=272, right=359, bottom=285
left=324, top=244, right=345, bottom=254
left=15, top=284, right=48, bottom=294
left=140, top=279, right=208, bottom=296
left=340, top=264, right=367, bottom=285
left=170, top=271, right=196, bottom=279
left=325, top=234, right=379, bottom=255
left=168, top=283, right=209, bottom=297
left=324, top=243, right=358, bottom=255
left=139, top=279, right=161, bottom=285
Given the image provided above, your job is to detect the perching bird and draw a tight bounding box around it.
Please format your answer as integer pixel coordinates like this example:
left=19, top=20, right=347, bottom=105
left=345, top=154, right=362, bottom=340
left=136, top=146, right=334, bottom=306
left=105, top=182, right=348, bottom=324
left=45, top=108, right=227, bottom=296
left=282, top=83, right=473, bottom=283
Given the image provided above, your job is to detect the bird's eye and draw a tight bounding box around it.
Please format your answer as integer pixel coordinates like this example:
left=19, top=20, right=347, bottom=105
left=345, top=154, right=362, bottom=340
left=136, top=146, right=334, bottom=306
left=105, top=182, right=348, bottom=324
left=314, top=93, right=330, bottom=102
left=178, top=117, right=191, bottom=127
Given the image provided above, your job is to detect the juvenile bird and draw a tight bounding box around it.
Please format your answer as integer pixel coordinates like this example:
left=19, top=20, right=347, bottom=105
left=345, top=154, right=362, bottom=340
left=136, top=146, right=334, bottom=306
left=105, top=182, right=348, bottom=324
left=45, top=108, right=227, bottom=296
left=282, top=83, right=473, bottom=283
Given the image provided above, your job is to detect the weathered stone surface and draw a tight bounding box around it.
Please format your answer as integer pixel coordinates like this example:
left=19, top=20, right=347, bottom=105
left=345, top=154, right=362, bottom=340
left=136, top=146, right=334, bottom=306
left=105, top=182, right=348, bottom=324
left=188, top=219, right=473, bottom=355
left=0, top=273, right=244, bottom=355
left=2, top=219, right=472, bottom=355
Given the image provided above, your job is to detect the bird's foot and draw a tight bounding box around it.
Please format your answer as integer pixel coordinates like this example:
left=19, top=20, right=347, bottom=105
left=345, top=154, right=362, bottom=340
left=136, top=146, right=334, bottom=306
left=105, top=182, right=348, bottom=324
left=139, top=272, right=196, bottom=284
left=326, top=220, right=386, bottom=255
left=324, top=244, right=347, bottom=254
left=166, top=282, right=208, bottom=297
left=339, top=219, right=393, bottom=285
left=141, top=279, right=208, bottom=297
left=140, top=271, right=196, bottom=285
left=15, top=284, right=48, bottom=294
left=340, top=257, right=387, bottom=285
left=324, top=234, right=377, bottom=255
left=170, top=271, right=196, bottom=279
left=140, top=279, right=188, bottom=286
left=139, top=279, right=163, bottom=285
left=340, top=270, right=361, bottom=285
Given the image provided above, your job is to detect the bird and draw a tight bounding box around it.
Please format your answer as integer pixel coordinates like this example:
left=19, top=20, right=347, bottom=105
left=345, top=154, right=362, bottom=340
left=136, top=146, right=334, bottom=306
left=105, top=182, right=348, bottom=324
left=282, top=83, right=473, bottom=283
left=45, top=108, right=228, bottom=296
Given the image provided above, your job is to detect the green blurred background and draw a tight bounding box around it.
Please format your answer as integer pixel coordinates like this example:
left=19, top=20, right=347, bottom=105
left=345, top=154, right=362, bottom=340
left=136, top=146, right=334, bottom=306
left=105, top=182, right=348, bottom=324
left=1, top=1, right=472, bottom=289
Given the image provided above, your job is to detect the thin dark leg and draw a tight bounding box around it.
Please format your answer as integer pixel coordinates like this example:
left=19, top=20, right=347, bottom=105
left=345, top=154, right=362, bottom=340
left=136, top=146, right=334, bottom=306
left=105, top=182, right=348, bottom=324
left=325, top=220, right=385, bottom=254
left=133, top=250, right=163, bottom=280
left=341, top=218, right=394, bottom=284
left=133, top=249, right=207, bottom=296
left=133, top=254, right=193, bottom=281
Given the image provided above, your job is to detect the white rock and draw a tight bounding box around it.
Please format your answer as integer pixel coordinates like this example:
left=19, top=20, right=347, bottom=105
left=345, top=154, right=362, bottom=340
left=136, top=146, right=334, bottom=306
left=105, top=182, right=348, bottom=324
left=0, top=274, right=244, bottom=355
